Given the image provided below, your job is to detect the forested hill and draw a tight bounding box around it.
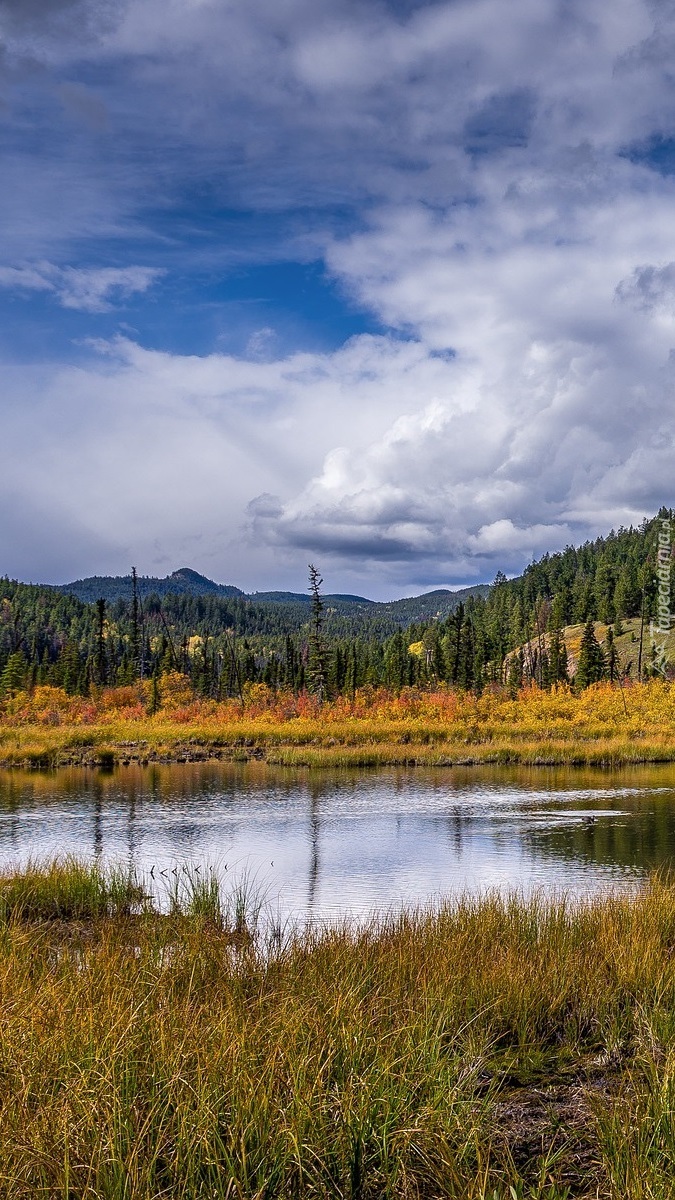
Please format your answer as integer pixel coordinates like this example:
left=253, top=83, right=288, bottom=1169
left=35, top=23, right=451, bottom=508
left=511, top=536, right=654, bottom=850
left=376, top=588, right=490, bottom=625
left=55, top=569, right=243, bottom=604
left=55, top=570, right=487, bottom=624
left=1, top=508, right=672, bottom=697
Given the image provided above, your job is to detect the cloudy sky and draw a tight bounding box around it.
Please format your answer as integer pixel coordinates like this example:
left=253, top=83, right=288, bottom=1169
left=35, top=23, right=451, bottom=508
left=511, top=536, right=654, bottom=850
left=1, top=0, right=674, bottom=598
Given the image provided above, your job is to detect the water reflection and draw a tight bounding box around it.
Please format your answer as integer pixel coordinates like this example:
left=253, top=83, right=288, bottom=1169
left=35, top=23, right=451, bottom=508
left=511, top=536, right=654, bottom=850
left=0, top=762, right=675, bottom=919
left=308, top=791, right=320, bottom=914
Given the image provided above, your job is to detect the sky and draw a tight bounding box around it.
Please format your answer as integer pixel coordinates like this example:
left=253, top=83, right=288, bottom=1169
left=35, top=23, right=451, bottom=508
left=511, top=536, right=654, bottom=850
left=1, top=0, right=675, bottom=599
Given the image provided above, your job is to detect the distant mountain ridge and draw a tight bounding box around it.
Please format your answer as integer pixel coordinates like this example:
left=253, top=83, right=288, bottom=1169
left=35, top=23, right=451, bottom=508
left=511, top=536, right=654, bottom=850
left=54, top=569, right=489, bottom=621
left=53, top=569, right=244, bottom=604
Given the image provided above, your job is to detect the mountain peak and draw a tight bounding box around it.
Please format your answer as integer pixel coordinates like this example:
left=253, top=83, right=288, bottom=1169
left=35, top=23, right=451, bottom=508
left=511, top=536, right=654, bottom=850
left=169, top=568, right=218, bottom=589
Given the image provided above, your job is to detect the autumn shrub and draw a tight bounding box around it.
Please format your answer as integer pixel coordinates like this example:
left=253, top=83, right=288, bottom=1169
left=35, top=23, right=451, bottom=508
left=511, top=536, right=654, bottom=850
left=2, top=677, right=675, bottom=767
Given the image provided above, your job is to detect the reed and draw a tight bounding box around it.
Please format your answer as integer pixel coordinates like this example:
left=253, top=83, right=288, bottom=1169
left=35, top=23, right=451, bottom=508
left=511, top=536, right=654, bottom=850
left=0, top=856, right=145, bottom=921
left=0, top=861, right=674, bottom=1196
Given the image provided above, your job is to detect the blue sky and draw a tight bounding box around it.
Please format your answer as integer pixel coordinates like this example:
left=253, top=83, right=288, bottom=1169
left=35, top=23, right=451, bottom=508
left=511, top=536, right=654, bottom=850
left=1, top=0, right=675, bottom=598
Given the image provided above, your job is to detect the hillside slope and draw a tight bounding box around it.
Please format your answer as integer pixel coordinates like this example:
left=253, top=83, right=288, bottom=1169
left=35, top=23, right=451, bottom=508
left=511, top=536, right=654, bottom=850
left=54, top=572, right=489, bottom=625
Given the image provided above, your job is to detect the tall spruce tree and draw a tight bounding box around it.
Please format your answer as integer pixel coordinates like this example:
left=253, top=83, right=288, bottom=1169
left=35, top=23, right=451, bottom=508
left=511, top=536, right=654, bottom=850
left=94, top=598, right=107, bottom=686
left=575, top=618, right=606, bottom=689
left=548, top=626, right=569, bottom=684
left=0, top=651, right=25, bottom=698
left=130, top=567, right=140, bottom=681
left=606, top=626, right=618, bottom=683
left=307, top=564, right=327, bottom=703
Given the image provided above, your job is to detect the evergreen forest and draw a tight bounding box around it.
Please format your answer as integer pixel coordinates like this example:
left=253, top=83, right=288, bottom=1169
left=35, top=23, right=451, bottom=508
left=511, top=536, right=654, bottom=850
left=1, top=509, right=672, bottom=700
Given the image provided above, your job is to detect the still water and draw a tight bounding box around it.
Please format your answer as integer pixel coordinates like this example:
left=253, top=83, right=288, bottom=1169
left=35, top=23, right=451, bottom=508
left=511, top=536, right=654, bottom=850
left=1, top=762, right=675, bottom=919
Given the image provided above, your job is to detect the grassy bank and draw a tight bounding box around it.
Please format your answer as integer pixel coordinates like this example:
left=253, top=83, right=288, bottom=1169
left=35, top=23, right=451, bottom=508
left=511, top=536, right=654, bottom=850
left=1, top=678, right=675, bottom=768
left=1, top=861, right=675, bottom=1196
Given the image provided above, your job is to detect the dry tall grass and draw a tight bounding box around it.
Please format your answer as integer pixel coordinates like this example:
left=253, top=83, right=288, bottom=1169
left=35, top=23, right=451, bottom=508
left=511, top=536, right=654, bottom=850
left=0, top=861, right=675, bottom=1196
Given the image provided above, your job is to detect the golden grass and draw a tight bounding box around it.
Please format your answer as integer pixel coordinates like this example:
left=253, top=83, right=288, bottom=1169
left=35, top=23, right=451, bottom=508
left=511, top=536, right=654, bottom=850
left=2, top=861, right=675, bottom=1196
left=1, top=677, right=675, bottom=768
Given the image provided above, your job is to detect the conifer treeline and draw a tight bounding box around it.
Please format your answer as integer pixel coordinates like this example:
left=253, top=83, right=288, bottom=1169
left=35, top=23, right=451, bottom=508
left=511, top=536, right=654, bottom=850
left=0, top=510, right=672, bottom=699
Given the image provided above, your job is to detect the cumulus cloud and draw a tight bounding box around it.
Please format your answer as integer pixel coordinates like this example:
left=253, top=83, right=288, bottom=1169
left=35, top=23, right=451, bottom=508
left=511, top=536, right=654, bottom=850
left=0, top=335, right=467, bottom=590
left=2, top=0, right=675, bottom=591
left=616, top=263, right=675, bottom=312
left=1, top=314, right=669, bottom=593
left=0, top=263, right=163, bottom=311
left=249, top=349, right=661, bottom=583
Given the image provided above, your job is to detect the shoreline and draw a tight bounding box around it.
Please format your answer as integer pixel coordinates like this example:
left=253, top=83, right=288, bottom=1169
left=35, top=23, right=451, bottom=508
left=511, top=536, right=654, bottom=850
left=2, top=679, right=675, bottom=770
left=2, top=728, right=675, bottom=770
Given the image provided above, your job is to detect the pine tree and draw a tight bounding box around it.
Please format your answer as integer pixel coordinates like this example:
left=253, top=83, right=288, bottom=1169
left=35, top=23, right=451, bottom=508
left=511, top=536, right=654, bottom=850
left=150, top=668, right=161, bottom=715
left=384, top=629, right=409, bottom=691
left=307, top=564, right=327, bottom=703
left=575, top=619, right=606, bottom=689
left=130, top=567, right=140, bottom=680
left=549, top=592, right=567, bottom=632
left=345, top=644, right=358, bottom=699
left=457, top=618, right=474, bottom=690
left=548, top=629, right=560, bottom=684
left=606, top=626, right=618, bottom=683
left=0, top=651, right=26, bottom=698
left=95, top=598, right=107, bottom=686
left=572, top=576, right=594, bottom=623
left=506, top=650, right=523, bottom=697
left=422, top=627, right=446, bottom=683
left=593, top=558, right=615, bottom=623
left=613, top=564, right=639, bottom=621
left=548, top=627, right=569, bottom=684
left=61, top=640, right=82, bottom=695
left=509, top=597, right=524, bottom=646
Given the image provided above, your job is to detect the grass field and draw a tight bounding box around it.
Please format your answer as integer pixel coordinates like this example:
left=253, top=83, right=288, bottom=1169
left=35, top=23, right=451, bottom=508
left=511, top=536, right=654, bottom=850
left=1, top=677, right=675, bottom=769
left=0, top=859, right=675, bottom=1197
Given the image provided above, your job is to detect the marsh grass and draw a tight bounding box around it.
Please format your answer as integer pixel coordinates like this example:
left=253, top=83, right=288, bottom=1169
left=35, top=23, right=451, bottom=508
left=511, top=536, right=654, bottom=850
left=165, top=862, right=224, bottom=924
left=162, top=865, right=271, bottom=943
left=5, top=727, right=675, bottom=770
left=0, top=856, right=145, bottom=921
left=0, top=863, right=675, bottom=1196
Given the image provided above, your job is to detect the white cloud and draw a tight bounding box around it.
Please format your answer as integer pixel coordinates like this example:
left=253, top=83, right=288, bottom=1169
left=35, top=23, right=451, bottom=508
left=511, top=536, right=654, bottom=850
left=0, top=262, right=163, bottom=311
left=243, top=138, right=675, bottom=585
left=616, top=262, right=675, bottom=312
left=0, top=335, right=466, bottom=590
left=2, top=0, right=675, bottom=592
left=0, top=303, right=670, bottom=594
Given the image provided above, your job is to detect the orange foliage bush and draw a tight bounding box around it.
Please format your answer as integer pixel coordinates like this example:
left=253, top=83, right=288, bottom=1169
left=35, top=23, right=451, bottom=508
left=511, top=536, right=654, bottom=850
left=4, top=686, right=92, bottom=726
left=1, top=676, right=674, bottom=749
left=155, top=671, right=197, bottom=711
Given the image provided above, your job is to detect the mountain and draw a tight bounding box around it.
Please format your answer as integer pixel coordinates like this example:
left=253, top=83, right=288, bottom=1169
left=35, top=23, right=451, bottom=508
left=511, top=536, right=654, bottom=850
left=168, top=568, right=240, bottom=595
left=54, top=571, right=487, bottom=621
left=373, top=587, right=490, bottom=624
left=54, top=569, right=244, bottom=604
left=249, top=591, right=374, bottom=606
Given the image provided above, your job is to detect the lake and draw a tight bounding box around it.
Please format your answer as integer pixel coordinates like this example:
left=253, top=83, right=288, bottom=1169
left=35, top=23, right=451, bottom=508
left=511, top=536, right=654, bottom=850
left=1, top=761, right=675, bottom=920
